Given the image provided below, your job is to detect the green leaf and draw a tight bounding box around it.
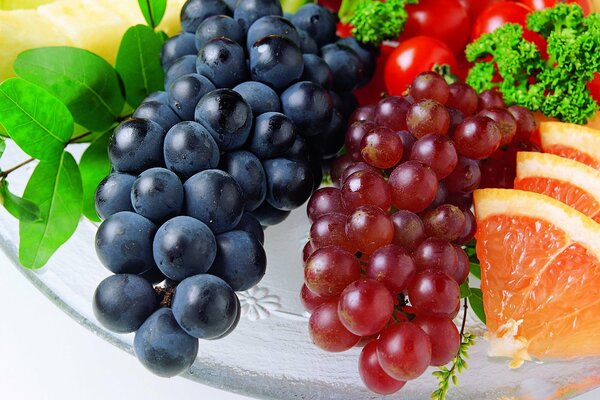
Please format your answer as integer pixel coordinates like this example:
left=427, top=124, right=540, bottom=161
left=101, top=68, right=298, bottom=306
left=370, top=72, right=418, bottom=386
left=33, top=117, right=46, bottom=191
left=0, top=138, right=5, bottom=158
left=14, top=47, right=124, bottom=132
left=459, top=281, right=472, bottom=299
left=79, top=130, right=112, bottom=222
left=138, top=0, right=167, bottom=28
left=468, top=288, right=487, bottom=324
left=470, top=262, right=481, bottom=279
left=0, top=180, right=41, bottom=222
left=116, top=25, right=165, bottom=108
left=339, top=0, right=363, bottom=22
left=0, top=78, right=73, bottom=160
left=19, top=152, right=83, bottom=269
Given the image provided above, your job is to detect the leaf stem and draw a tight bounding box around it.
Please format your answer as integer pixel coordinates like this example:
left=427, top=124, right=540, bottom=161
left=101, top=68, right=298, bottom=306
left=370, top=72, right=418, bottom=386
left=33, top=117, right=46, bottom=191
left=0, top=130, right=101, bottom=179
left=145, top=0, right=156, bottom=28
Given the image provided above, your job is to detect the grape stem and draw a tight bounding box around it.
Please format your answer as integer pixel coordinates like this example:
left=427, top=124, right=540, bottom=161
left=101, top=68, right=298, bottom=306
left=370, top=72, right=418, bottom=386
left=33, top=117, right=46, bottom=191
left=0, top=130, right=95, bottom=178
left=459, top=297, right=468, bottom=336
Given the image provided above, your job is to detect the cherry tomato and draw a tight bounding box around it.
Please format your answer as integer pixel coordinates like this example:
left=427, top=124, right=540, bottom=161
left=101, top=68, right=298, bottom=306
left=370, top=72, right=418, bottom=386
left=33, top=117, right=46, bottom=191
left=399, top=0, right=471, bottom=55
left=317, top=0, right=342, bottom=12
left=336, top=22, right=353, bottom=38
left=459, top=0, right=502, bottom=18
left=354, top=44, right=395, bottom=105
left=587, top=73, right=600, bottom=105
left=384, top=37, right=458, bottom=97
left=519, top=0, right=591, bottom=14
left=472, top=1, right=547, bottom=57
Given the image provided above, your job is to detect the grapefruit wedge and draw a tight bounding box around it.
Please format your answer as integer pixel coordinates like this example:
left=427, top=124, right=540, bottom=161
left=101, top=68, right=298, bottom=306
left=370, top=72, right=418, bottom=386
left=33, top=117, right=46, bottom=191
left=515, top=152, right=600, bottom=223
left=474, top=189, right=600, bottom=367
left=539, top=122, right=600, bottom=170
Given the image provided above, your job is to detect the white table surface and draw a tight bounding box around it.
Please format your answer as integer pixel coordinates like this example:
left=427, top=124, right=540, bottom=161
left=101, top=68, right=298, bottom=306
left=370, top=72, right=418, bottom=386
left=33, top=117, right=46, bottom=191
left=1, top=250, right=599, bottom=400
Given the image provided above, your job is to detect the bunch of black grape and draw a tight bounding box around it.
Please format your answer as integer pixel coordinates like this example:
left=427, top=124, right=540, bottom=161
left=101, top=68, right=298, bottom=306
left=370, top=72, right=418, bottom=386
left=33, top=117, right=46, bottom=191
left=91, top=0, right=375, bottom=378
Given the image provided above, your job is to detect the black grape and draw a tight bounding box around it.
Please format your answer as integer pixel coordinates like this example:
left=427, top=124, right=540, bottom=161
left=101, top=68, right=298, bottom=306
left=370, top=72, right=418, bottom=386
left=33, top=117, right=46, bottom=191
left=195, top=15, right=244, bottom=49
left=233, top=0, right=283, bottom=32
left=164, top=121, right=220, bottom=180
left=209, top=230, right=267, bottom=291
left=321, top=43, right=365, bottom=92
left=196, top=38, right=248, bottom=88
left=291, top=4, right=337, bottom=46
left=280, top=81, right=333, bottom=137
left=132, top=101, right=181, bottom=132
left=180, top=0, right=231, bottom=33
left=250, top=201, right=290, bottom=226
left=95, top=211, right=157, bottom=274
left=161, top=33, right=197, bottom=70
left=93, top=274, right=157, bottom=333
left=94, top=172, right=135, bottom=220
left=232, top=81, right=281, bottom=116
left=164, top=55, right=197, bottom=89
left=218, top=150, right=267, bottom=212
left=131, top=167, right=184, bottom=223
left=133, top=308, right=199, bottom=377
left=108, top=118, right=165, bottom=174
left=234, top=213, right=265, bottom=245
left=168, top=73, right=215, bottom=120
left=249, top=35, right=303, bottom=92
left=301, top=54, right=333, bottom=89
left=247, top=112, right=296, bottom=159
left=246, top=15, right=301, bottom=50
left=263, top=158, right=314, bottom=210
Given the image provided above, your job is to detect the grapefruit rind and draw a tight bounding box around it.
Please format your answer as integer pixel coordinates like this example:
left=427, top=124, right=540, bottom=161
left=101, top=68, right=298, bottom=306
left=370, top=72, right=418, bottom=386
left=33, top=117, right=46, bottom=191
left=474, top=189, right=600, bottom=260
left=474, top=189, right=600, bottom=367
left=515, top=152, right=600, bottom=220
left=540, top=121, right=600, bottom=168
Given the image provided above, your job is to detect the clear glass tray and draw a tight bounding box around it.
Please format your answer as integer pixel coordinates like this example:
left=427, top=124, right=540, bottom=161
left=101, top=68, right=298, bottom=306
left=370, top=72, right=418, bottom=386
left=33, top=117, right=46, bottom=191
left=1, top=143, right=600, bottom=400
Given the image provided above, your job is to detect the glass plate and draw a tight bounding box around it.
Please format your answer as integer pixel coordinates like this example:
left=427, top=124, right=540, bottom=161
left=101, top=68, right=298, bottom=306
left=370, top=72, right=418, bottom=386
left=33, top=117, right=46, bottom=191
left=1, top=143, right=600, bottom=400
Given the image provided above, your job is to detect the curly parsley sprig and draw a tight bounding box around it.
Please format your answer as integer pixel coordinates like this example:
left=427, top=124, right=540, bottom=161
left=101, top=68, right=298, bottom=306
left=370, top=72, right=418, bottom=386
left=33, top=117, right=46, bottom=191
left=466, top=4, right=600, bottom=124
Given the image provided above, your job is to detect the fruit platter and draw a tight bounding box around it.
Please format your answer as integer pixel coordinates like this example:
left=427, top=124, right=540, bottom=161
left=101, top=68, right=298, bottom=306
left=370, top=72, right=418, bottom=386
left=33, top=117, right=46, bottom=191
left=2, top=0, right=600, bottom=399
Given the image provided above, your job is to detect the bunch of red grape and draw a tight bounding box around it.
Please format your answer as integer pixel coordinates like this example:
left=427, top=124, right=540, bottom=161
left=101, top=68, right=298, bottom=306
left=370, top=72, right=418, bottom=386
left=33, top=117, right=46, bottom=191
left=299, top=71, right=537, bottom=395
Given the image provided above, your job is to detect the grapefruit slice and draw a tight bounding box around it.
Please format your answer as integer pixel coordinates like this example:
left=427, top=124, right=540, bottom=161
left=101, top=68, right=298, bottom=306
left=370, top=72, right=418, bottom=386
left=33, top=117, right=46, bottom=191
left=515, top=152, right=600, bottom=223
left=474, top=189, right=600, bottom=367
left=539, top=121, right=600, bottom=170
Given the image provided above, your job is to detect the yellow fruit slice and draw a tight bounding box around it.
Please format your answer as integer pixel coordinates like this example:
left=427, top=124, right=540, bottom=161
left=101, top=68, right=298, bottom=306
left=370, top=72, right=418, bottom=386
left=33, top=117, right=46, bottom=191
left=539, top=121, right=600, bottom=170
left=515, top=152, right=600, bottom=222
left=0, top=0, right=186, bottom=80
left=474, top=189, right=600, bottom=367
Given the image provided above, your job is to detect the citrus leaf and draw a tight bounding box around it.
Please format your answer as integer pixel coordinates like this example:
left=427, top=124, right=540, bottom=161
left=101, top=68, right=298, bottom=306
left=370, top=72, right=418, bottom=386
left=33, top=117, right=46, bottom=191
left=0, top=180, right=41, bottom=222
left=80, top=130, right=112, bottom=222
left=138, top=0, right=167, bottom=28
left=468, top=288, right=486, bottom=325
left=14, top=47, right=124, bottom=132
left=0, top=138, right=5, bottom=158
left=470, top=262, right=481, bottom=279
left=116, top=25, right=165, bottom=108
left=19, top=152, right=83, bottom=269
left=0, top=78, right=72, bottom=160
left=459, top=281, right=471, bottom=299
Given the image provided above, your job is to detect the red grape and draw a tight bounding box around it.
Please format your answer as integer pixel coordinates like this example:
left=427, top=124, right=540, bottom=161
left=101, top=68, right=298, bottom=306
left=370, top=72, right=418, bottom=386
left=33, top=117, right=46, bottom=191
left=360, top=126, right=404, bottom=169
left=377, top=322, right=432, bottom=381
left=421, top=204, right=466, bottom=242
left=345, top=121, right=376, bottom=161
left=452, top=115, right=501, bottom=160
left=338, top=278, right=394, bottom=336
left=508, top=105, right=537, bottom=142
left=409, top=71, right=449, bottom=104
left=307, top=187, right=345, bottom=222
left=340, top=162, right=379, bottom=185
left=349, top=104, right=376, bottom=124
left=330, top=154, right=354, bottom=187
left=413, top=315, right=460, bottom=366
left=477, top=89, right=506, bottom=110
left=454, top=208, right=476, bottom=245
left=448, top=107, right=465, bottom=134
left=446, top=191, right=473, bottom=209
left=479, top=108, right=517, bottom=146
left=309, top=301, right=361, bottom=352
left=359, top=340, right=407, bottom=395
left=396, top=130, right=417, bottom=163
left=390, top=210, right=427, bottom=251
left=452, top=245, right=470, bottom=284
left=346, top=205, right=394, bottom=254
left=479, top=158, right=515, bottom=189
left=375, top=96, right=411, bottom=131
left=388, top=161, right=438, bottom=213
left=303, top=241, right=316, bottom=262
left=443, top=156, right=481, bottom=193
left=406, top=99, right=451, bottom=138
left=413, top=237, right=459, bottom=276
left=429, top=180, right=448, bottom=209
left=366, top=244, right=416, bottom=294
left=447, top=82, right=478, bottom=116
left=341, top=170, right=391, bottom=213
left=301, top=283, right=333, bottom=312
left=304, top=246, right=361, bottom=297
left=409, top=134, right=458, bottom=179
left=310, top=213, right=355, bottom=252
left=408, top=269, right=460, bottom=316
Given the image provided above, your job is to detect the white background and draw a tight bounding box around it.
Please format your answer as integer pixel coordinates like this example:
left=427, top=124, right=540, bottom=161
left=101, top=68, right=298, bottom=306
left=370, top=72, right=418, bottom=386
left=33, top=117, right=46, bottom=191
left=1, top=252, right=599, bottom=400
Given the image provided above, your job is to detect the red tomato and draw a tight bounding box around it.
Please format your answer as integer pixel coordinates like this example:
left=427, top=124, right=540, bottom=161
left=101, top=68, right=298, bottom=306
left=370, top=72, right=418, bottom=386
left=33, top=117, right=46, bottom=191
left=336, top=22, right=353, bottom=38
left=587, top=73, right=600, bottom=105
left=472, top=1, right=547, bottom=57
left=384, top=37, right=458, bottom=97
left=317, top=0, right=342, bottom=12
left=459, top=0, right=502, bottom=18
left=399, top=0, right=471, bottom=55
left=354, top=44, right=396, bottom=105
left=519, top=0, right=591, bottom=15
